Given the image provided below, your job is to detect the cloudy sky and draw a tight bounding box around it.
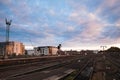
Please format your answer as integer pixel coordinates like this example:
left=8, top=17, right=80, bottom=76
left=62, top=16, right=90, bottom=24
left=0, top=0, right=120, bottom=50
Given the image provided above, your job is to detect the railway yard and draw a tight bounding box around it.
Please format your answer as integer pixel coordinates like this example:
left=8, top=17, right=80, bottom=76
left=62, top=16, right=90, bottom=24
left=0, top=53, right=120, bottom=80
left=0, top=0, right=120, bottom=80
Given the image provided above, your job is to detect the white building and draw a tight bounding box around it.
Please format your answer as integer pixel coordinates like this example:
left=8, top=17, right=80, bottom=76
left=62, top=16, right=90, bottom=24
left=27, top=50, right=34, bottom=55
left=34, top=46, right=58, bottom=55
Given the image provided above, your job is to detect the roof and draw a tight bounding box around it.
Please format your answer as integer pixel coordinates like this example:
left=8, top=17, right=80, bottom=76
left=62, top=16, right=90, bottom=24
left=35, top=46, right=57, bottom=48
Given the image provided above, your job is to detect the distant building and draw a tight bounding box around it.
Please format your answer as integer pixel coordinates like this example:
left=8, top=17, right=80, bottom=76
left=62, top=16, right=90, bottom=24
left=93, top=50, right=99, bottom=54
left=0, top=41, right=25, bottom=55
left=27, top=50, right=34, bottom=55
left=34, top=46, right=58, bottom=55
left=65, top=50, right=78, bottom=55
left=80, top=50, right=95, bottom=55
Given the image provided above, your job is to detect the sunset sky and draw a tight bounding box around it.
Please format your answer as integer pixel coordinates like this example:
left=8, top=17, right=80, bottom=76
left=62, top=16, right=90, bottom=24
left=0, top=0, right=120, bottom=50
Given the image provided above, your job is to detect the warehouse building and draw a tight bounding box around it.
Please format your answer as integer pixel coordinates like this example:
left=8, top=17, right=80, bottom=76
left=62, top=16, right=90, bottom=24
left=34, top=46, right=58, bottom=55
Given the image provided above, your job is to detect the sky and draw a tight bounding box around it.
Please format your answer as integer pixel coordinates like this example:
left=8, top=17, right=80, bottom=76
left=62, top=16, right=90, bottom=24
left=0, top=0, right=120, bottom=50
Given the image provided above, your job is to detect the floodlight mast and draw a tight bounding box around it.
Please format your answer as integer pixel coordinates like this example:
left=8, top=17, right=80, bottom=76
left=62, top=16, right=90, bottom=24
left=100, top=46, right=107, bottom=54
left=5, top=18, right=12, bottom=42
left=4, top=18, right=12, bottom=59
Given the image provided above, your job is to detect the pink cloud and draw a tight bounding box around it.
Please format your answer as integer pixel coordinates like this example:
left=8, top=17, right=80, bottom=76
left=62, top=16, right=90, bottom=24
left=68, top=7, right=104, bottom=40
left=96, top=0, right=120, bottom=15
left=81, top=21, right=103, bottom=39
left=0, top=0, right=12, bottom=5
left=103, top=0, right=119, bottom=7
left=67, top=26, right=75, bottom=32
left=49, top=9, right=56, bottom=16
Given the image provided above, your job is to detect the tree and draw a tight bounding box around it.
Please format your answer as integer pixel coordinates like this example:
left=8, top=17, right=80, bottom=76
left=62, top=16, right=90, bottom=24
left=106, top=47, right=120, bottom=52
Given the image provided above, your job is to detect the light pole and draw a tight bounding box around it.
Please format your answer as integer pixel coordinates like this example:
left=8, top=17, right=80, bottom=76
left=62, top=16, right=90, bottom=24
left=100, top=46, right=107, bottom=54
left=5, top=18, right=12, bottom=42
left=4, top=18, right=12, bottom=59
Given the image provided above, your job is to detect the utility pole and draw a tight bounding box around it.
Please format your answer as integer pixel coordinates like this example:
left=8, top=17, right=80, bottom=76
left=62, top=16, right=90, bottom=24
left=4, top=18, right=12, bottom=59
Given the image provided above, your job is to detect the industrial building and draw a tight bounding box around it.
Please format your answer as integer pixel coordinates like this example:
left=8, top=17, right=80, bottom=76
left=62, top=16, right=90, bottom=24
left=34, top=46, right=58, bottom=55
left=27, top=50, right=35, bottom=55
left=0, top=41, right=25, bottom=56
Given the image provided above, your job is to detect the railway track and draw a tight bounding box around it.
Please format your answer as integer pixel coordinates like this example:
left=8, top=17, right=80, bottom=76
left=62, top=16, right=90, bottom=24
left=0, top=56, right=86, bottom=80
left=0, top=56, right=82, bottom=72
left=0, top=55, right=77, bottom=66
left=106, top=55, right=120, bottom=80
left=107, top=55, right=120, bottom=68
left=73, top=59, right=93, bottom=80
left=4, top=60, right=71, bottom=80
left=0, top=59, right=63, bottom=72
left=59, top=58, right=94, bottom=80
